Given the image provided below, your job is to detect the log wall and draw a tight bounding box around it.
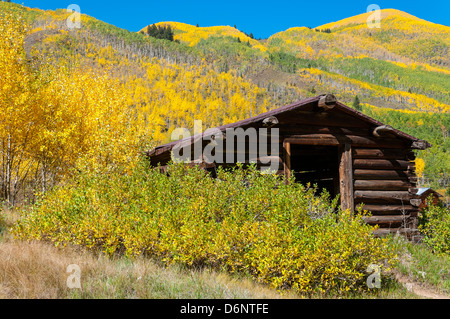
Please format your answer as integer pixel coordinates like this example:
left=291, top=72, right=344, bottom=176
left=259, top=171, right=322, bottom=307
left=352, top=147, right=420, bottom=236
left=149, top=104, right=423, bottom=239
left=276, top=108, right=420, bottom=238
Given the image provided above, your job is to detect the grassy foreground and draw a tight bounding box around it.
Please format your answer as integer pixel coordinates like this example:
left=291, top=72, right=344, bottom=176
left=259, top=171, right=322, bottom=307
left=0, top=211, right=293, bottom=299
left=1, top=208, right=448, bottom=299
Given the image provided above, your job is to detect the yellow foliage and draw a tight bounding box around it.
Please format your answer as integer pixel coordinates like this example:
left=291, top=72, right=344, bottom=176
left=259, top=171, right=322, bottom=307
left=13, top=163, right=398, bottom=296
left=415, top=158, right=425, bottom=178
left=299, top=68, right=450, bottom=113
left=318, top=9, right=431, bottom=31
left=0, top=10, right=275, bottom=202
left=0, top=13, right=146, bottom=202
left=141, top=22, right=267, bottom=52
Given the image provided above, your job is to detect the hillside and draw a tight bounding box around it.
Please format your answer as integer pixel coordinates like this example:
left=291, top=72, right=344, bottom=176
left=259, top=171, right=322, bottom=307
left=1, top=2, right=450, bottom=300
left=141, top=10, right=449, bottom=112
left=0, top=1, right=449, bottom=196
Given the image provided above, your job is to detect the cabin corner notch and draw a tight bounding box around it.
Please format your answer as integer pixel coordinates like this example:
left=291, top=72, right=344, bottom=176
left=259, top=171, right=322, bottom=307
left=318, top=93, right=337, bottom=110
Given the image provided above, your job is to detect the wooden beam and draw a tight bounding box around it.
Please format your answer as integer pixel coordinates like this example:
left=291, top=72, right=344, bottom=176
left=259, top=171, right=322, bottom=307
left=283, top=140, right=291, bottom=182
left=318, top=94, right=337, bottom=110
left=363, top=215, right=408, bottom=227
left=339, top=143, right=354, bottom=212
left=411, top=139, right=430, bottom=150
left=356, top=204, right=415, bottom=214
left=262, top=116, right=279, bottom=128
left=354, top=169, right=416, bottom=180
left=353, top=159, right=413, bottom=170
left=279, top=111, right=371, bottom=128
left=372, top=125, right=395, bottom=137
left=354, top=190, right=412, bottom=203
left=283, top=134, right=407, bottom=149
left=279, top=125, right=370, bottom=137
left=354, top=180, right=413, bottom=191
left=352, top=148, right=415, bottom=160
left=410, top=199, right=422, bottom=207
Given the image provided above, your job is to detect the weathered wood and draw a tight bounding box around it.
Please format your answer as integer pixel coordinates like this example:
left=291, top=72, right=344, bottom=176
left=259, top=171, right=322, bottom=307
left=339, top=143, right=354, bottom=212
left=279, top=125, right=370, bottom=137
left=356, top=204, right=415, bottom=214
left=353, top=159, right=413, bottom=170
left=355, top=190, right=411, bottom=200
left=318, top=94, right=337, bottom=110
left=262, top=116, right=279, bottom=127
left=278, top=111, right=371, bottom=128
left=283, top=141, right=291, bottom=182
left=410, top=198, right=422, bottom=207
left=363, top=215, right=408, bottom=227
left=353, top=180, right=413, bottom=191
left=411, top=139, right=430, bottom=150
left=352, top=148, right=415, bottom=160
left=354, top=190, right=412, bottom=203
left=284, top=134, right=407, bottom=148
left=354, top=169, right=416, bottom=180
left=372, top=125, right=395, bottom=137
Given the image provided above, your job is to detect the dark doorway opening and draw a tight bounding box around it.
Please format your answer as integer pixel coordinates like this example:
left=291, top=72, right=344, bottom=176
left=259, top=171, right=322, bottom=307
left=290, top=145, right=340, bottom=198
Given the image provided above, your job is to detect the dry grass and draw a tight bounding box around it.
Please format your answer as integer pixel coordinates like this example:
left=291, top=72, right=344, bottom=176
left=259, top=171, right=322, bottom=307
left=1, top=208, right=445, bottom=299
left=0, top=237, right=299, bottom=299
left=0, top=208, right=296, bottom=299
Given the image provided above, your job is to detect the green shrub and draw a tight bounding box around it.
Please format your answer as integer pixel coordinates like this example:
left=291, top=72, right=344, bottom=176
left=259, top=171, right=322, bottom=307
left=13, top=160, right=397, bottom=295
left=419, top=197, right=450, bottom=256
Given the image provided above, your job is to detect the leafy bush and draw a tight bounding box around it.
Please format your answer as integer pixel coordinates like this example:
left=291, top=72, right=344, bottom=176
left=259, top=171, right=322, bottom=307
left=13, top=160, right=397, bottom=295
left=419, top=198, right=450, bottom=256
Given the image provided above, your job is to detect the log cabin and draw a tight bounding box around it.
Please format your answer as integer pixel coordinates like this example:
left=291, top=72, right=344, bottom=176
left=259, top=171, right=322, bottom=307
left=146, top=94, right=431, bottom=239
left=417, top=187, right=443, bottom=210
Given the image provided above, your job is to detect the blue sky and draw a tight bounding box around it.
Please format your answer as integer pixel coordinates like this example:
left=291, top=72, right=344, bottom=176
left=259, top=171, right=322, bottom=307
left=14, top=0, right=450, bottom=39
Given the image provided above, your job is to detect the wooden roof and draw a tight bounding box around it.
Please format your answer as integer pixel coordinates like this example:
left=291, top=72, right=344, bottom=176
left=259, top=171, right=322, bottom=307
left=417, top=188, right=443, bottom=198
left=146, top=95, right=431, bottom=159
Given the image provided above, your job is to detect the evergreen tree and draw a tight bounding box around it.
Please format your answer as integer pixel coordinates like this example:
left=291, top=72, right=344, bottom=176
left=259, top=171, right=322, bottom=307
left=353, top=95, right=362, bottom=112
left=146, top=24, right=174, bottom=42
left=147, top=24, right=158, bottom=38
left=164, top=25, right=174, bottom=41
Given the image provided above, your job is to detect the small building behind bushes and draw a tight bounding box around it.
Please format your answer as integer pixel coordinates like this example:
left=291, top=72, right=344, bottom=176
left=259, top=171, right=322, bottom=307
left=417, top=187, right=443, bottom=210
left=147, top=94, right=431, bottom=238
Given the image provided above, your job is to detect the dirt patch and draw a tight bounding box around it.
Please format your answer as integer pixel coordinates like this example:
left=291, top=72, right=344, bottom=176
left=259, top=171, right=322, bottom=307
left=395, top=272, right=450, bottom=299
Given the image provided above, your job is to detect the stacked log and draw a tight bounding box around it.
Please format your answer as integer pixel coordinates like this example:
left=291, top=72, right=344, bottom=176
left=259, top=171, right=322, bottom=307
left=352, top=147, right=419, bottom=235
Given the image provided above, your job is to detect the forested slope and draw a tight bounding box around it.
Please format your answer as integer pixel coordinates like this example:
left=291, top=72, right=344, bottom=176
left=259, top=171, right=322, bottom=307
left=0, top=2, right=449, bottom=204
